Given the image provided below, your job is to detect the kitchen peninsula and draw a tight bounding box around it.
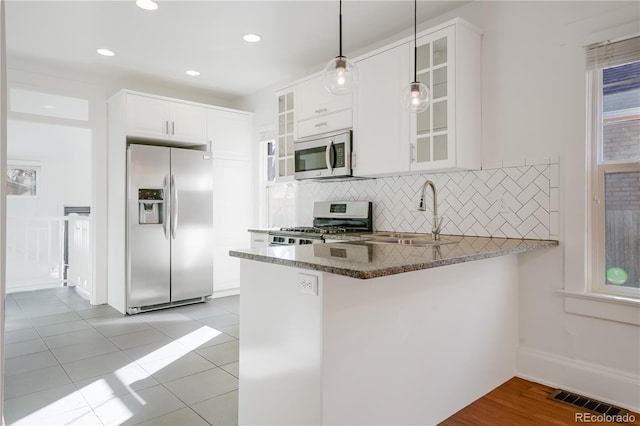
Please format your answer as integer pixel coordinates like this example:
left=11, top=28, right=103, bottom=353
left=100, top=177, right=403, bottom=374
left=230, top=236, right=558, bottom=425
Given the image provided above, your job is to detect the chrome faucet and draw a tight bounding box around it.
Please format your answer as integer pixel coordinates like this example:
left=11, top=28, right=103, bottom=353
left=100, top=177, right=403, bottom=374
left=418, top=180, right=443, bottom=240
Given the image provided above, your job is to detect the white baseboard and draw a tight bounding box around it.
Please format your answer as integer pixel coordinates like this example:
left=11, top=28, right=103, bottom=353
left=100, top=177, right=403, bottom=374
left=211, top=288, right=239, bottom=299
left=517, top=346, right=640, bottom=412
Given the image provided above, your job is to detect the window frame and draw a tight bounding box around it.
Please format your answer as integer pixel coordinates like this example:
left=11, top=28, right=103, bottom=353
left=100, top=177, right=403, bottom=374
left=587, top=66, right=640, bottom=300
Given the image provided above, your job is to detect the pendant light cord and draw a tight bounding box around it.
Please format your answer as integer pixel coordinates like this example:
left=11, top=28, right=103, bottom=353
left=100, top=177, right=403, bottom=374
left=413, top=0, right=417, bottom=83
left=339, top=0, right=343, bottom=57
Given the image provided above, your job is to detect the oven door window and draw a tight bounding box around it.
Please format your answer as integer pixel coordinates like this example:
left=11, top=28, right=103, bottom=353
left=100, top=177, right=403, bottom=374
left=295, top=142, right=346, bottom=172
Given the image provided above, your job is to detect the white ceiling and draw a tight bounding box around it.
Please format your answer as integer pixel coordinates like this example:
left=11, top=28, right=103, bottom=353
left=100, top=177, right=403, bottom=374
left=5, top=1, right=470, bottom=99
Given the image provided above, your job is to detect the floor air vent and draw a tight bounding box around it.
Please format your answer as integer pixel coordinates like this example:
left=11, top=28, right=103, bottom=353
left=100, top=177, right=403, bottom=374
left=548, top=389, right=629, bottom=417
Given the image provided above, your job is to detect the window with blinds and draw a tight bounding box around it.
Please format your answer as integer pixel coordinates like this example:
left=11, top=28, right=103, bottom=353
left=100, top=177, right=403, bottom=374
left=587, top=35, right=640, bottom=298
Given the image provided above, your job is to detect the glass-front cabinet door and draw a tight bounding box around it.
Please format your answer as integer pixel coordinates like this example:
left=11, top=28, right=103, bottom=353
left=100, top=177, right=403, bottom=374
left=276, top=90, right=295, bottom=180
left=411, top=25, right=456, bottom=171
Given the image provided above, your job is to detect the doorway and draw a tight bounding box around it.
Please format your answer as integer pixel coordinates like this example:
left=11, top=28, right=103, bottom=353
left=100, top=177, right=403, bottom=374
left=5, top=87, right=93, bottom=296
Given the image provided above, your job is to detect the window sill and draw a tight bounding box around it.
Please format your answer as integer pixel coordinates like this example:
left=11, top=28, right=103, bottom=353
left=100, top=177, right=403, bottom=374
left=558, top=290, right=640, bottom=325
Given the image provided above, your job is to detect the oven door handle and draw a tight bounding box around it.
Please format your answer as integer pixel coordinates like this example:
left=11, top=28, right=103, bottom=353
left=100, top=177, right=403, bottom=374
left=325, top=140, right=334, bottom=174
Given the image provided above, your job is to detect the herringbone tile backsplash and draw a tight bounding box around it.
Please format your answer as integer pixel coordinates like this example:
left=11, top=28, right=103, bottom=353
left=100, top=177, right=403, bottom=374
left=268, top=160, right=560, bottom=240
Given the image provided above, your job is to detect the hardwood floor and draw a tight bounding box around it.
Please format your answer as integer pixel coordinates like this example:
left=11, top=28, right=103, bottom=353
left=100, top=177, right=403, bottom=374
left=440, top=377, right=640, bottom=425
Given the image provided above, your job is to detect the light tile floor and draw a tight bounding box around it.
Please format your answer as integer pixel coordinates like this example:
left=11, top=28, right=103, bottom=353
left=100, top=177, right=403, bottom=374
left=3, top=287, right=240, bottom=425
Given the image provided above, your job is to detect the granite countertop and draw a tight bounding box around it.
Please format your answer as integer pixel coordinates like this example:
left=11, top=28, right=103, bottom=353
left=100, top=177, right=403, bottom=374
left=247, top=228, right=278, bottom=234
left=229, top=235, right=559, bottom=279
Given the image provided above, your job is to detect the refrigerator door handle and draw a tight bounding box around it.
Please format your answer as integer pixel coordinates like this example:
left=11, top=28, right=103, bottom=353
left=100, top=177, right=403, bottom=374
left=163, top=175, right=169, bottom=239
left=171, top=174, right=178, bottom=239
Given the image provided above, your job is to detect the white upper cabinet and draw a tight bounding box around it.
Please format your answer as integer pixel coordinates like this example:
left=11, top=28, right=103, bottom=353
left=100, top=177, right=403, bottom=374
left=276, top=89, right=295, bottom=180
left=353, top=43, right=411, bottom=177
left=276, top=17, right=481, bottom=177
left=295, top=75, right=352, bottom=139
left=170, top=102, right=207, bottom=144
left=410, top=21, right=481, bottom=172
left=126, top=94, right=207, bottom=145
left=207, top=108, right=252, bottom=160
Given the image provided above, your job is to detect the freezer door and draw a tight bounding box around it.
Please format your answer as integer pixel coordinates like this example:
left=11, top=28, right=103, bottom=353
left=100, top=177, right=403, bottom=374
left=170, top=148, right=214, bottom=301
left=127, top=144, right=171, bottom=309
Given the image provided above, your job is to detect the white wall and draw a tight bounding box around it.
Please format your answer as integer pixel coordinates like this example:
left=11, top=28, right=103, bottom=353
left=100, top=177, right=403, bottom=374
left=472, top=1, right=640, bottom=410
left=6, top=120, right=92, bottom=217
left=0, top=0, right=7, bottom=419
left=5, top=120, right=93, bottom=291
left=239, top=0, right=640, bottom=410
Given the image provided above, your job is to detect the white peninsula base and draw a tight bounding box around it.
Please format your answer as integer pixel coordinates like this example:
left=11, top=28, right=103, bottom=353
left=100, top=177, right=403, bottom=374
left=239, top=254, right=519, bottom=425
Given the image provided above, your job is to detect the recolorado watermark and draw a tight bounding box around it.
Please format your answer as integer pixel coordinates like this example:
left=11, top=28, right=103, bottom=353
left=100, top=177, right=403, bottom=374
left=575, top=412, right=636, bottom=423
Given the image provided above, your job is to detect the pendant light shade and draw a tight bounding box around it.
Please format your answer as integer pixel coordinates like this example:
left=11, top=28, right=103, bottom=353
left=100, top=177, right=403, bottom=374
left=402, top=0, right=431, bottom=112
left=324, top=0, right=358, bottom=95
left=401, top=82, right=430, bottom=112
left=323, top=56, right=358, bottom=95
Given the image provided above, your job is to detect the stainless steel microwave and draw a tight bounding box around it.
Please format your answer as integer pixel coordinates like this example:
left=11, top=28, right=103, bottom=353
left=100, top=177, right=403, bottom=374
left=294, top=129, right=352, bottom=180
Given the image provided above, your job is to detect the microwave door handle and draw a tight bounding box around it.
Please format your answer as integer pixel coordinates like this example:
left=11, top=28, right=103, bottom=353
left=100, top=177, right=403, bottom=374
left=325, top=141, right=334, bottom=174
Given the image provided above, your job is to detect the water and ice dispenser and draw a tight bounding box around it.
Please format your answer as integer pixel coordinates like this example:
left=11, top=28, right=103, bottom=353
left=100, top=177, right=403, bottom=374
left=138, top=188, right=164, bottom=224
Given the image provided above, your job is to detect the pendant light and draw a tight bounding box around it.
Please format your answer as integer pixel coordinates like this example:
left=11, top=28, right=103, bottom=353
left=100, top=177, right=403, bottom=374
left=401, top=0, right=431, bottom=112
left=323, top=0, right=358, bottom=95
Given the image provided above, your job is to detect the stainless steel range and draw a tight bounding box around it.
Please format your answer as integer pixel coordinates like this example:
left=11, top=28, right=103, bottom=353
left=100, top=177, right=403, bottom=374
left=268, top=201, right=372, bottom=246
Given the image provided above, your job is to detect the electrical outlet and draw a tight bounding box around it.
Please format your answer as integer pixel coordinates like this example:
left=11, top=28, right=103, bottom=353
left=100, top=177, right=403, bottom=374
left=497, top=195, right=509, bottom=213
left=298, top=273, right=318, bottom=296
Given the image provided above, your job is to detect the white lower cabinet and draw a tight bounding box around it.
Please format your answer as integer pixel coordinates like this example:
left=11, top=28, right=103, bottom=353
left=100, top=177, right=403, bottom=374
left=353, top=43, right=411, bottom=177
left=250, top=232, right=269, bottom=248
left=239, top=255, right=519, bottom=425
left=212, top=159, right=253, bottom=295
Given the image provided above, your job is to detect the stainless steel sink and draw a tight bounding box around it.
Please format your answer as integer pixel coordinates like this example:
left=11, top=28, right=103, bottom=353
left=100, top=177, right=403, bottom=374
left=365, top=232, right=427, bottom=239
left=361, top=233, right=459, bottom=247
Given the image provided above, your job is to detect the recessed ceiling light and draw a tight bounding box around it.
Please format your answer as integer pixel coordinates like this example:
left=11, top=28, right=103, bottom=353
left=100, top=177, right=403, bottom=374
left=136, top=0, right=158, bottom=11
left=43, top=105, right=55, bottom=109
left=97, top=48, right=115, bottom=57
left=186, top=70, right=200, bottom=77
left=243, top=33, right=261, bottom=43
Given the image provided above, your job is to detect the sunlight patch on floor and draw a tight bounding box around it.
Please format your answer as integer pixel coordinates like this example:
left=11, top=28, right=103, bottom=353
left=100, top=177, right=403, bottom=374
left=14, top=325, right=222, bottom=425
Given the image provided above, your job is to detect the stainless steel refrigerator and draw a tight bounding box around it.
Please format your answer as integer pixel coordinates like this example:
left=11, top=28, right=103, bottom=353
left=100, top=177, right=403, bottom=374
left=126, top=144, right=213, bottom=314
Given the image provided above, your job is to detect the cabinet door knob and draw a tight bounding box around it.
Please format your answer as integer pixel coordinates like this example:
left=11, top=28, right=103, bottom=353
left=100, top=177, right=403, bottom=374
left=315, top=122, right=328, bottom=128
left=165, top=121, right=169, bottom=135
left=172, top=121, right=175, bottom=135
left=314, top=108, right=328, bottom=114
